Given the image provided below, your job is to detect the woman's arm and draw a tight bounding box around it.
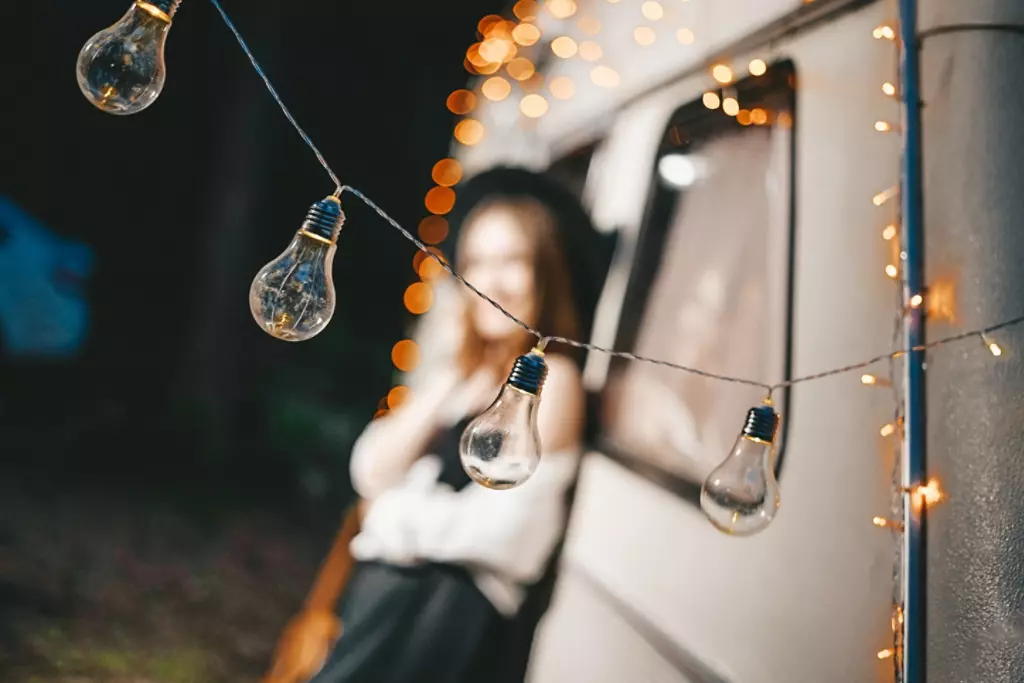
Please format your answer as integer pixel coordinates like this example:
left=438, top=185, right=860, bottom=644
left=350, top=354, right=585, bottom=584
left=349, top=369, right=461, bottom=500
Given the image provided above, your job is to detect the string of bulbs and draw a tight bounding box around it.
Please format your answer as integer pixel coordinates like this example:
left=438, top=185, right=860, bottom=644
left=74, top=0, right=1018, bottom=540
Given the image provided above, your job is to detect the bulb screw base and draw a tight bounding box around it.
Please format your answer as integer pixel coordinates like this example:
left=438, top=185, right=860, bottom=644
left=301, top=196, right=346, bottom=242
left=137, top=0, right=182, bottom=20
left=743, top=405, right=779, bottom=442
left=507, top=352, right=548, bottom=396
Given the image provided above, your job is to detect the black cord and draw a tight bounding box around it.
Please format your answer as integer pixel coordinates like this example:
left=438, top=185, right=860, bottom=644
left=918, top=23, right=1024, bottom=42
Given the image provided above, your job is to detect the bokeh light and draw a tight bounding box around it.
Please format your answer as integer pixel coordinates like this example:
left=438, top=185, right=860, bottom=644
left=519, top=71, right=546, bottom=93
left=579, top=41, right=603, bottom=61
left=431, top=159, right=462, bottom=187
left=513, top=0, right=539, bottom=21
left=749, top=58, right=767, bottom=76
left=676, top=27, right=695, bottom=44
left=549, top=76, right=575, bottom=99
left=578, top=16, right=601, bottom=34
left=482, top=76, right=513, bottom=101
left=634, top=26, right=656, bottom=45
left=641, top=1, right=664, bottom=20
left=590, top=65, right=620, bottom=88
left=507, top=57, right=536, bottom=80
left=425, top=186, right=456, bottom=214
left=512, top=23, right=542, bottom=46
left=404, top=282, right=434, bottom=314
left=446, top=89, right=477, bottom=115
left=552, top=36, right=578, bottom=58
left=702, top=91, right=721, bottom=109
left=737, top=109, right=752, bottom=125
left=418, top=216, right=449, bottom=244
left=750, top=107, right=768, bottom=125
left=478, top=15, right=504, bottom=36
left=418, top=254, right=448, bottom=280
left=454, top=119, right=485, bottom=145
left=391, top=340, right=421, bottom=372
left=548, top=0, right=577, bottom=19
left=479, top=37, right=513, bottom=63
left=388, top=385, right=412, bottom=409
left=722, top=97, right=739, bottom=116
left=712, top=64, right=733, bottom=83
left=520, top=94, right=549, bottom=118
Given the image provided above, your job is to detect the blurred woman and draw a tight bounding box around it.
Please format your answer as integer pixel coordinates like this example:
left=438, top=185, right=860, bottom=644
left=282, top=167, right=609, bottom=683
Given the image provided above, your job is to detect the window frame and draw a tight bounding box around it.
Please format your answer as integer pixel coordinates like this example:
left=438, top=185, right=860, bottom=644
left=596, top=60, right=798, bottom=507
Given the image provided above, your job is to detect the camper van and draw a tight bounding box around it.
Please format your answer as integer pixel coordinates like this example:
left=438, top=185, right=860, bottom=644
left=438, top=1, right=904, bottom=682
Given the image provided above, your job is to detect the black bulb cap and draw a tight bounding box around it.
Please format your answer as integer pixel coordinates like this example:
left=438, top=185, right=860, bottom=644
left=302, top=198, right=346, bottom=241
left=507, top=352, right=548, bottom=396
left=743, top=405, right=779, bottom=442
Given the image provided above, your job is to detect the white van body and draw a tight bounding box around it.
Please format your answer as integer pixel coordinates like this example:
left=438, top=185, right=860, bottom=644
left=451, top=1, right=902, bottom=681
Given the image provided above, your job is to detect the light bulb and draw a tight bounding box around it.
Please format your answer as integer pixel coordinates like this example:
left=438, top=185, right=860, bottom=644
left=460, top=349, right=547, bottom=490
left=249, top=196, right=345, bottom=342
left=700, top=403, right=780, bottom=535
left=76, top=1, right=181, bottom=115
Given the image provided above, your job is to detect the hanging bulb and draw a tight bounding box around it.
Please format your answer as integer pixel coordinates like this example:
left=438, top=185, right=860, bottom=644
left=76, top=1, right=181, bottom=115
left=700, top=402, right=781, bottom=536
left=460, top=348, right=548, bottom=490
left=249, top=195, right=345, bottom=342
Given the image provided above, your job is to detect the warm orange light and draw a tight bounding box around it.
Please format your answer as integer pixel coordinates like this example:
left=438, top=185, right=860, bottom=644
left=466, top=43, right=490, bottom=68
left=391, top=339, right=421, bottom=372
left=877, top=649, right=895, bottom=660
left=702, top=91, right=720, bottom=109
left=880, top=423, right=896, bottom=437
left=861, top=374, right=878, bottom=385
left=425, top=186, right=456, bottom=215
left=520, top=93, right=549, bottom=118
left=712, top=63, right=733, bottom=84
left=454, top=119, right=485, bottom=145
left=590, top=65, right=620, bottom=88
left=549, top=76, right=575, bottom=99
left=507, top=57, right=536, bottom=80
left=519, top=72, right=545, bottom=94
left=446, top=89, right=477, bottom=115
left=478, top=14, right=505, bottom=36
left=431, top=159, right=462, bottom=188
left=404, top=282, right=434, bottom=315
left=676, top=27, right=695, bottom=44
left=926, top=277, right=957, bottom=323
left=512, top=23, right=542, bottom=46
left=633, top=26, right=656, bottom=46
left=988, top=340, right=1003, bottom=357
left=548, top=0, right=577, bottom=19
left=875, top=120, right=893, bottom=132
left=482, top=76, right=512, bottom=101
left=873, top=24, right=896, bottom=40
left=418, top=254, right=448, bottom=281
left=749, top=58, right=767, bottom=76
left=373, top=409, right=389, bottom=420
left=722, top=97, right=739, bottom=116
left=914, top=479, right=944, bottom=506
left=910, top=293, right=923, bottom=308
left=479, top=37, right=512, bottom=63
left=513, top=0, right=539, bottom=21
left=882, top=224, right=898, bottom=240
left=737, top=109, right=752, bottom=125
left=551, top=36, right=578, bottom=58
left=882, top=82, right=897, bottom=96
left=872, top=517, right=889, bottom=527
left=873, top=186, right=899, bottom=206
left=579, top=40, right=603, bottom=61
left=750, top=107, right=768, bottom=125
left=886, top=264, right=899, bottom=278
left=578, top=16, right=601, bottom=35
left=388, top=385, right=412, bottom=409
left=418, top=215, right=449, bottom=244
left=641, top=1, right=664, bottom=20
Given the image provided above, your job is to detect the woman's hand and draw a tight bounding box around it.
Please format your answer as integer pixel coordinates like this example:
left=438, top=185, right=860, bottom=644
left=261, top=609, right=341, bottom=683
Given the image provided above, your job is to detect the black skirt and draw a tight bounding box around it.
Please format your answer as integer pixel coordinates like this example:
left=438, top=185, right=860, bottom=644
left=308, top=561, right=507, bottom=683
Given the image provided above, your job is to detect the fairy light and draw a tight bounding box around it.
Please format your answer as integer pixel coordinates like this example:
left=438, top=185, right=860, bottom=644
left=885, top=264, right=899, bottom=278
left=909, top=293, right=923, bottom=308
left=676, top=27, right=695, bottom=44
left=702, top=91, right=721, bottom=109
left=547, top=0, right=577, bottom=19
left=982, top=334, right=1003, bottom=356
left=722, top=97, right=739, bottom=116
left=878, top=649, right=896, bottom=660
left=882, top=81, right=897, bottom=96
left=873, top=517, right=904, bottom=531
left=914, top=479, right=944, bottom=506
left=482, top=76, right=512, bottom=101
left=750, top=108, right=768, bottom=125
left=882, top=224, right=897, bottom=240
left=512, top=23, right=541, bottom=46
left=748, top=58, right=767, bottom=76
left=633, top=26, right=656, bottom=46
left=520, top=93, right=549, bottom=117
left=875, top=120, right=894, bottom=132
left=873, top=24, right=896, bottom=40
left=551, top=36, right=578, bottom=59
left=880, top=423, right=896, bottom=437
left=712, top=63, right=733, bottom=84
left=641, top=1, right=664, bottom=20
left=873, top=186, right=899, bottom=206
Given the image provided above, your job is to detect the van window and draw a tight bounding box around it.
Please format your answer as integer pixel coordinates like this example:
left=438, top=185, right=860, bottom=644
left=600, top=61, right=796, bottom=504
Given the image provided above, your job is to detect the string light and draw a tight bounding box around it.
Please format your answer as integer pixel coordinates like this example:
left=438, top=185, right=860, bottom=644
left=873, top=24, right=896, bottom=40
left=76, top=0, right=181, bottom=115
left=513, top=0, right=538, bottom=21
left=512, top=23, right=541, bottom=46
left=882, top=81, right=897, bottom=96
left=874, top=120, right=895, bottom=132
left=873, top=186, right=899, bottom=205
left=700, top=401, right=780, bottom=535
left=520, top=93, right=549, bottom=117
left=873, top=517, right=904, bottom=531
left=878, top=649, right=896, bottom=660
left=712, top=63, right=734, bottom=84
left=676, top=27, right=695, bottom=44
left=641, top=1, right=664, bottom=20
left=633, top=26, right=656, bottom=46
left=551, top=36, right=578, bottom=58
left=882, top=223, right=898, bottom=240
left=722, top=97, right=740, bottom=116
left=507, top=57, right=536, bottom=80
left=750, top=108, right=768, bottom=125
left=748, top=58, right=767, bottom=76
left=547, top=0, right=577, bottom=19
left=454, top=118, right=485, bottom=145
left=481, top=75, right=512, bottom=101
left=909, top=293, right=923, bottom=308
left=885, top=264, right=899, bottom=278
left=424, top=186, right=456, bottom=215
left=880, top=423, right=896, bottom=437
left=702, top=91, right=721, bottom=109
left=984, top=335, right=1003, bottom=356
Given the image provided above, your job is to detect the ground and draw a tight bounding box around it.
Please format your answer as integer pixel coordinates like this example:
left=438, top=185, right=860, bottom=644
left=0, top=474, right=328, bottom=683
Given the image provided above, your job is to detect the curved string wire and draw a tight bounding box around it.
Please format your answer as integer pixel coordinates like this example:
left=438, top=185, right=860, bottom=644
left=210, top=0, right=1024, bottom=394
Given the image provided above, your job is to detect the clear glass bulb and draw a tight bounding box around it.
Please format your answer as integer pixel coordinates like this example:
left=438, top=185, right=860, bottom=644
left=460, top=350, right=548, bottom=490
left=249, top=196, right=345, bottom=342
left=76, top=1, right=181, bottom=115
left=700, top=403, right=781, bottom=536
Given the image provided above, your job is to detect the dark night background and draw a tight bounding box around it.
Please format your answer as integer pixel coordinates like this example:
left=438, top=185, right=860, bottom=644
left=0, top=0, right=491, bottom=679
